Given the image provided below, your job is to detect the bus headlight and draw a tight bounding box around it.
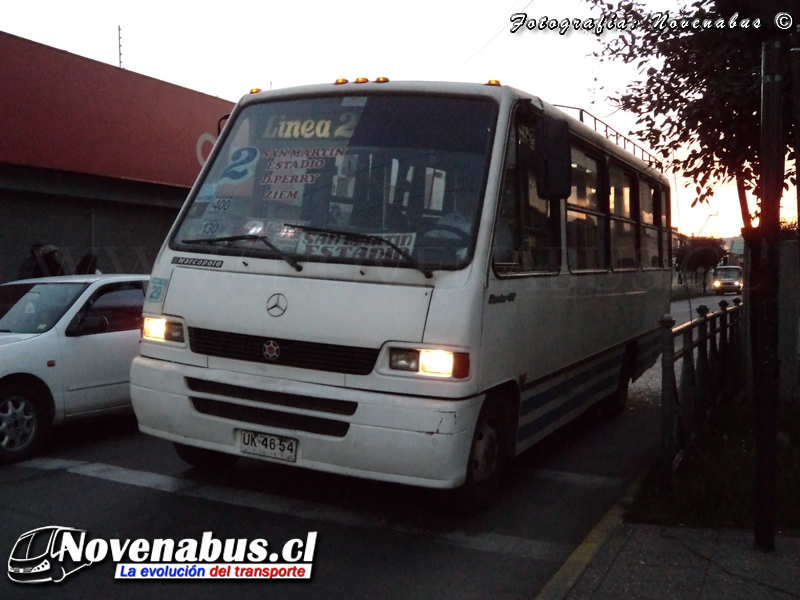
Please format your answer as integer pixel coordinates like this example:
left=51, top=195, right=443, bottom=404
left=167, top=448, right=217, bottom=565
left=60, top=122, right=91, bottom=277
left=420, top=349, right=454, bottom=376
left=389, top=348, right=419, bottom=372
left=143, top=317, right=185, bottom=343
left=388, top=348, right=470, bottom=378
left=713, top=280, right=721, bottom=288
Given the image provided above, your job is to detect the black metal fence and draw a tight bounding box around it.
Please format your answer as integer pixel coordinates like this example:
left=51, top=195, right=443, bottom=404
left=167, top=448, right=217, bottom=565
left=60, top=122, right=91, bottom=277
left=659, top=299, right=745, bottom=488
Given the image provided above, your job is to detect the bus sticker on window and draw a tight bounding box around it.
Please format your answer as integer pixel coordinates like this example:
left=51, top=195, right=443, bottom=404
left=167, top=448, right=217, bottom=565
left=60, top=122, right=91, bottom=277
left=263, top=190, right=300, bottom=201
left=261, top=148, right=347, bottom=159
left=196, top=183, right=217, bottom=203
left=296, top=232, right=416, bottom=259
left=206, top=196, right=235, bottom=214
left=260, top=173, right=321, bottom=185
left=262, top=112, right=360, bottom=140
left=342, top=96, right=367, bottom=107
left=218, top=146, right=259, bottom=183
left=197, top=220, right=221, bottom=236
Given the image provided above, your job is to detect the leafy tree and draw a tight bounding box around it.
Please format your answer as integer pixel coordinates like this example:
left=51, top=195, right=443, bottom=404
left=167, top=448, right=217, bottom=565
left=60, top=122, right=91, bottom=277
left=674, top=236, right=727, bottom=273
left=583, top=0, right=794, bottom=232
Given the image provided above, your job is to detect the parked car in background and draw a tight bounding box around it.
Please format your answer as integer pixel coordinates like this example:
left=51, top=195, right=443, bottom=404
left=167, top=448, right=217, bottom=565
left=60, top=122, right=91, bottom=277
left=712, top=265, right=743, bottom=296
left=0, top=274, right=148, bottom=463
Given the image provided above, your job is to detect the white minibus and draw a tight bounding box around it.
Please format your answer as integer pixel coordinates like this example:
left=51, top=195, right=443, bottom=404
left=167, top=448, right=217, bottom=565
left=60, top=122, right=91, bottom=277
left=131, top=80, right=671, bottom=510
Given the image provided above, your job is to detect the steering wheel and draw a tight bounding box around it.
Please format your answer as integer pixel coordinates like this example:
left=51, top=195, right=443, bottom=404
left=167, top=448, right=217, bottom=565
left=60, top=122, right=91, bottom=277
left=418, top=223, right=472, bottom=241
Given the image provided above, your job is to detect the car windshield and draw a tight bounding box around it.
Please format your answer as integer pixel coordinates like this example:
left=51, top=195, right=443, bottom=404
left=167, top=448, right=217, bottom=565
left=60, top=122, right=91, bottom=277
left=0, top=282, right=88, bottom=334
left=172, top=94, right=497, bottom=271
left=714, top=267, right=741, bottom=280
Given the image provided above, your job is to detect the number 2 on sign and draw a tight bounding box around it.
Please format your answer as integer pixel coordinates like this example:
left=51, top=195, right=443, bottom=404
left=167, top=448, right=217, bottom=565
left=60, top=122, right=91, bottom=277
left=219, top=146, right=258, bottom=183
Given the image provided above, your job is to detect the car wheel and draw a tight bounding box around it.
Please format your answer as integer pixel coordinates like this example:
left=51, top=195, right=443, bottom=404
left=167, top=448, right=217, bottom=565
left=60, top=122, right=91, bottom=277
left=456, top=399, right=510, bottom=513
left=0, top=384, right=49, bottom=464
left=174, top=442, right=239, bottom=470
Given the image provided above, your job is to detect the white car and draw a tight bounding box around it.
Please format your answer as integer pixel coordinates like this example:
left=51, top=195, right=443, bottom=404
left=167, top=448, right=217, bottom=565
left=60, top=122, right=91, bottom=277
left=0, top=274, right=149, bottom=463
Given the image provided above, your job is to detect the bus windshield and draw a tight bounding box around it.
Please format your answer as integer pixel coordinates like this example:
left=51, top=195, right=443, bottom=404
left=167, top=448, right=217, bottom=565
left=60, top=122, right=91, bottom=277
left=172, top=95, right=497, bottom=271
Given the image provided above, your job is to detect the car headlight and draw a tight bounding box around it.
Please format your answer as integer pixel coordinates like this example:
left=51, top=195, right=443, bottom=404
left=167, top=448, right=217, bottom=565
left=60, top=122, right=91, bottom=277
left=143, top=317, right=185, bottom=343
left=388, top=348, right=469, bottom=378
left=713, top=280, right=720, bottom=287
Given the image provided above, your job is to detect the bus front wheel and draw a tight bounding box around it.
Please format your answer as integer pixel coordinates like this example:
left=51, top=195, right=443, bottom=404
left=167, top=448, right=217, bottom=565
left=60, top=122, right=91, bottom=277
left=456, top=398, right=511, bottom=513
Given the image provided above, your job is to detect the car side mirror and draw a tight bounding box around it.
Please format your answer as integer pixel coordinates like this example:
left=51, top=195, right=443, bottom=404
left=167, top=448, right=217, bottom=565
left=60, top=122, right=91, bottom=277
left=67, top=315, right=109, bottom=336
left=81, top=315, right=109, bottom=334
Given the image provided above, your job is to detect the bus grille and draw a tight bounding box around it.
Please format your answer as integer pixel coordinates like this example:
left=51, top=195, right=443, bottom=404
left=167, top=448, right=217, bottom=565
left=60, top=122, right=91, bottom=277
left=188, top=327, right=380, bottom=376
left=190, top=397, right=350, bottom=437
left=185, top=377, right=358, bottom=416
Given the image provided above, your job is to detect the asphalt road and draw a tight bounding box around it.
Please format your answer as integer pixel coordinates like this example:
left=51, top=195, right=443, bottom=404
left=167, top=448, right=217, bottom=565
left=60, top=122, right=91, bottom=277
left=669, top=293, right=738, bottom=328
left=2, top=295, right=739, bottom=599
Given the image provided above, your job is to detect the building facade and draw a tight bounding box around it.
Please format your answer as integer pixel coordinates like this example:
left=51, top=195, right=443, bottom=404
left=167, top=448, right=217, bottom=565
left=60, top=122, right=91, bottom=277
left=0, top=31, right=234, bottom=281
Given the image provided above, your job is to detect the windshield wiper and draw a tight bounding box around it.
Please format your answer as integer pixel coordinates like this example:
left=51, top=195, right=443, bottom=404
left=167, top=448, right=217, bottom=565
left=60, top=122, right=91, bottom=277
left=283, top=224, right=432, bottom=279
left=180, top=235, right=302, bottom=272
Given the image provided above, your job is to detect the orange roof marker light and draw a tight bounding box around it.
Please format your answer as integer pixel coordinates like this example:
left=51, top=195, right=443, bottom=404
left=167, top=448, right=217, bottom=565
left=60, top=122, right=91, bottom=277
left=334, top=78, right=349, bottom=85
left=249, top=88, right=262, bottom=94
left=486, top=80, right=501, bottom=86
left=354, top=77, right=369, bottom=84
left=375, top=77, right=390, bottom=83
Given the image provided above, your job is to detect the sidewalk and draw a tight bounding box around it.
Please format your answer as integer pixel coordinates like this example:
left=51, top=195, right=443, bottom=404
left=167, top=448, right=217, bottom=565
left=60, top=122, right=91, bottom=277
left=537, top=491, right=800, bottom=600
left=563, top=524, right=800, bottom=600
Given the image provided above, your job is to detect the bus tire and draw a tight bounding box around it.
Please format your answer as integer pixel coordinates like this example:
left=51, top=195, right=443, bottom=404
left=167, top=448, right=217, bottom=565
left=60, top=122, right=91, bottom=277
left=457, top=397, right=510, bottom=513
left=174, top=442, right=239, bottom=471
left=0, top=383, right=50, bottom=464
left=603, top=360, right=632, bottom=417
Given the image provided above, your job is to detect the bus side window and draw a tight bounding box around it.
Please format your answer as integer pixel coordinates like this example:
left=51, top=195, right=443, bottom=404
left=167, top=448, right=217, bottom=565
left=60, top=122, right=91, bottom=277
left=639, top=179, right=661, bottom=270
left=609, top=165, right=637, bottom=271
left=566, top=148, right=607, bottom=272
left=518, top=123, right=560, bottom=273
left=493, top=127, right=522, bottom=272
left=659, top=185, right=671, bottom=268
left=493, top=116, right=561, bottom=275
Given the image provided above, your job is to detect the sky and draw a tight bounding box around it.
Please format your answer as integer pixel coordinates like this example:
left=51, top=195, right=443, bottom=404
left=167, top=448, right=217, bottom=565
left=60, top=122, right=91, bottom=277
left=2, top=0, right=792, bottom=241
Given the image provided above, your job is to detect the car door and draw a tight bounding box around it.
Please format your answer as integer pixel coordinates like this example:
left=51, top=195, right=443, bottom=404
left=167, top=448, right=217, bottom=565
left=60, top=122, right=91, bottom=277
left=60, top=282, right=146, bottom=415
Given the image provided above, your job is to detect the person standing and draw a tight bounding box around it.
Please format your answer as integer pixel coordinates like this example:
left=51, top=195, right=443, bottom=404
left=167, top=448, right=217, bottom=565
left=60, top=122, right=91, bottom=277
left=33, top=245, right=66, bottom=277
left=17, top=243, right=45, bottom=279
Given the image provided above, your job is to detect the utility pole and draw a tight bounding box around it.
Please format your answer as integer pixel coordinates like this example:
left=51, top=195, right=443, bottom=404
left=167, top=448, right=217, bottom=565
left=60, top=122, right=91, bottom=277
left=118, top=26, right=123, bottom=69
left=753, top=34, right=782, bottom=553
left=793, top=25, right=800, bottom=294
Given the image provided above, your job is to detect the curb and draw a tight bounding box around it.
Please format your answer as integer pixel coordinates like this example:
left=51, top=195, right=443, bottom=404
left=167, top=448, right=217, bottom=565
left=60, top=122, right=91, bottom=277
left=534, top=473, right=644, bottom=600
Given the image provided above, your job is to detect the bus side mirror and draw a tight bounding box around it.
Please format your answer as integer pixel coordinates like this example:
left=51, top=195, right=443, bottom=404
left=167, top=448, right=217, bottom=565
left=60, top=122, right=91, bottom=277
left=218, top=113, right=230, bottom=136
left=535, top=117, right=571, bottom=200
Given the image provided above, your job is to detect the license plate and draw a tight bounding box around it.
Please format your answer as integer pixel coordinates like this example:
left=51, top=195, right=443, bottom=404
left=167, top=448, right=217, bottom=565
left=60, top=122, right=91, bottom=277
left=239, top=430, right=298, bottom=462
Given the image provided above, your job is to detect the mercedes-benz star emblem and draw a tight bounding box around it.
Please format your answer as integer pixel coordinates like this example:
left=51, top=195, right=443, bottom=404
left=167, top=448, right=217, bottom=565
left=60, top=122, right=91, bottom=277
left=263, top=340, right=280, bottom=361
left=266, top=293, right=287, bottom=317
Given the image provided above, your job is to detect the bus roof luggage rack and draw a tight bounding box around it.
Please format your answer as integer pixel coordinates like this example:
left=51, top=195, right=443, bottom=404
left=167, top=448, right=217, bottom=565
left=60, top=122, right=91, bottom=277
left=553, top=105, right=662, bottom=170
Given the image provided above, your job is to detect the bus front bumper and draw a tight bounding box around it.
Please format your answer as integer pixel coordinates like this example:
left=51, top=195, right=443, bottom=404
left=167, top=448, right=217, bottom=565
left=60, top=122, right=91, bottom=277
left=130, top=356, right=483, bottom=489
